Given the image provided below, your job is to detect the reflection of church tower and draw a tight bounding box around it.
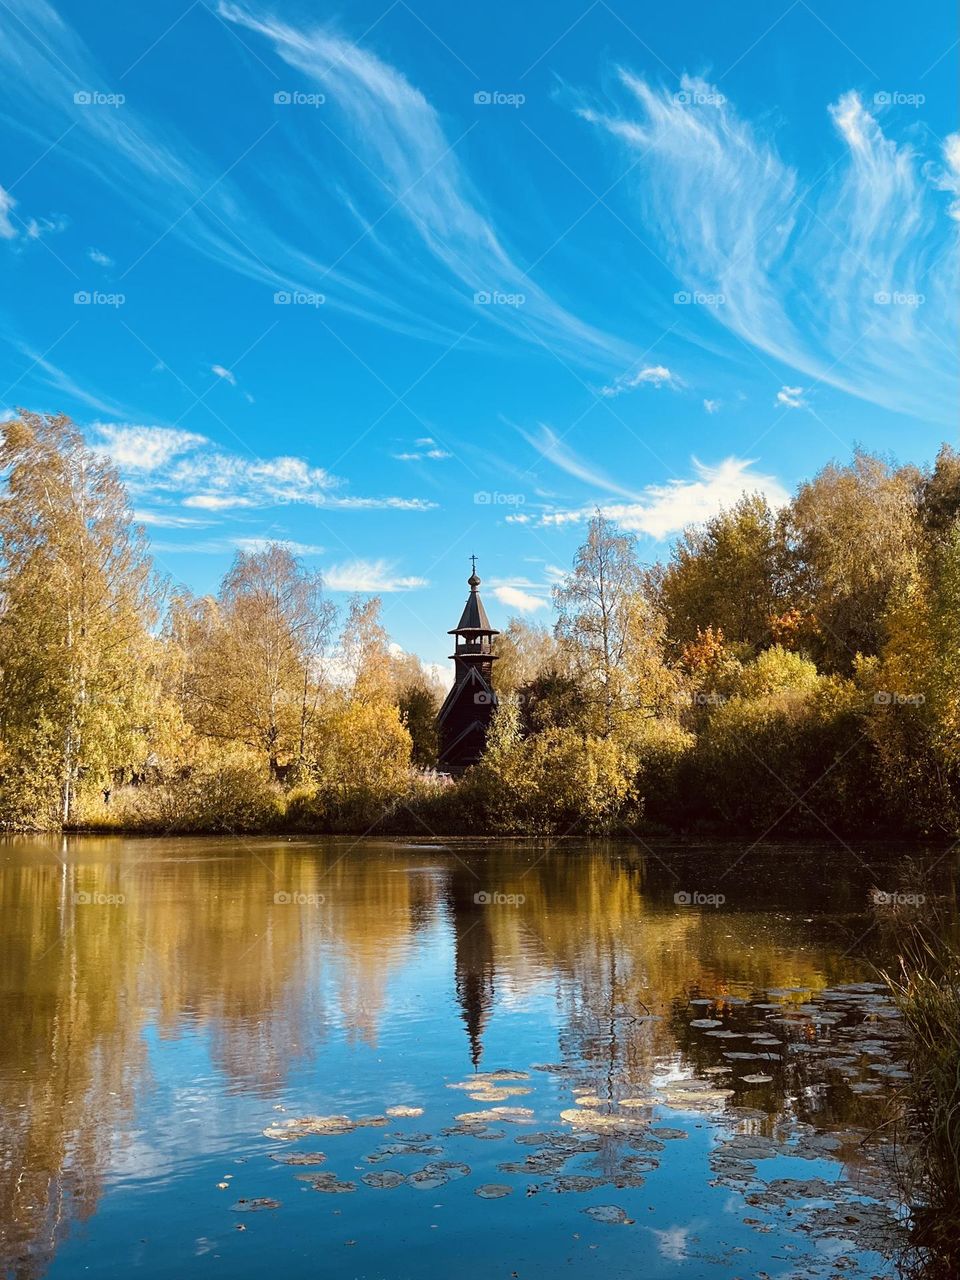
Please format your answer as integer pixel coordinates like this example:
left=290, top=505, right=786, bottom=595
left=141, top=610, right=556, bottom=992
left=437, top=559, right=499, bottom=773
left=445, top=864, right=496, bottom=1068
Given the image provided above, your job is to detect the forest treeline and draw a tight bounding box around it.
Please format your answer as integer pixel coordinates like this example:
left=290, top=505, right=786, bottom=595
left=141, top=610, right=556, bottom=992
left=1, top=410, right=958, bottom=837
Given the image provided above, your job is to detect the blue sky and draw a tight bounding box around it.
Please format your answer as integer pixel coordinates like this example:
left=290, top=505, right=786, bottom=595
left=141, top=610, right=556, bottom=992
left=0, top=0, right=956, bottom=666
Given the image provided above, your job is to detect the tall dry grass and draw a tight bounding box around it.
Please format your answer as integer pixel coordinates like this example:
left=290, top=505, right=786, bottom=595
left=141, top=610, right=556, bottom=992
left=882, top=927, right=960, bottom=1278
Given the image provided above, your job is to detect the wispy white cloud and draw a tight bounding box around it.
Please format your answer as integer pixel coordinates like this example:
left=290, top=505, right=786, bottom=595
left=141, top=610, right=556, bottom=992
left=95, top=423, right=208, bottom=470
left=88, top=247, right=113, bottom=267
left=776, top=385, right=805, bottom=409
left=580, top=74, right=959, bottom=424
left=0, top=186, right=18, bottom=240
left=218, top=2, right=636, bottom=370
left=393, top=438, right=452, bottom=461
left=537, top=456, right=789, bottom=539
left=211, top=364, right=237, bottom=386
left=601, top=364, right=680, bottom=396
left=9, top=344, right=126, bottom=416
left=232, top=536, right=325, bottom=556
left=523, top=424, right=641, bottom=501
left=491, top=584, right=548, bottom=613
left=324, top=557, right=427, bottom=592
left=133, top=509, right=211, bottom=529
left=703, top=398, right=720, bottom=414
left=88, top=423, right=436, bottom=514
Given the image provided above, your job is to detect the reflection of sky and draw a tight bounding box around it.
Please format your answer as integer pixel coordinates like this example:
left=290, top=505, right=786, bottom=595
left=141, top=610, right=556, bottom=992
left=4, top=839, right=920, bottom=1279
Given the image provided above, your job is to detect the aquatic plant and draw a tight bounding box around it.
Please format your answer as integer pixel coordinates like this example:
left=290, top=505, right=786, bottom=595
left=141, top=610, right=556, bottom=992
left=881, top=927, right=960, bottom=1279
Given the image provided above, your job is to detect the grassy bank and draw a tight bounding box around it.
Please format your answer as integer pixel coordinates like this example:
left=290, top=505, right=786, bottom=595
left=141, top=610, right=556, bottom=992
left=883, top=927, right=960, bottom=1279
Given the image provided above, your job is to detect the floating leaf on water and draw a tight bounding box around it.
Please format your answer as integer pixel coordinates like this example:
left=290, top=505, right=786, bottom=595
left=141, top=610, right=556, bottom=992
left=262, top=1114, right=362, bottom=1140
left=740, top=1074, right=774, bottom=1085
left=690, top=1019, right=723, bottom=1029
left=365, top=1142, right=443, bottom=1163
left=560, top=1108, right=647, bottom=1133
left=466, top=1086, right=532, bottom=1101
left=361, top=1171, right=405, bottom=1189
left=648, top=1126, right=688, bottom=1140
left=574, top=1095, right=603, bottom=1107
left=475, top=1183, right=513, bottom=1198
left=230, top=1197, right=281, bottom=1212
left=801, top=1202, right=900, bottom=1252
left=424, top=1160, right=471, bottom=1179
left=269, top=1151, right=327, bottom=1166
left=454, top=1106, right=533, bottom=1124
left=295, top=1173, right=357, bottom=1193
left=386, top=1106, right=424, bottom=1118
left=583, top=1204, right=632, bottom=1224
left=407, top=1168, right=450, bottom=1190
left=619, top=1097, right=657, bottom=1108
left=552, top=1175, right=607, bottom=1193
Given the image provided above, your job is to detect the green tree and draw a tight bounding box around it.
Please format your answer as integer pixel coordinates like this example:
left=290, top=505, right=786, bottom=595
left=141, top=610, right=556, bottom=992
left=659, top=494, right=785, bottom=650
left=784, top=450, right=919, bottom=672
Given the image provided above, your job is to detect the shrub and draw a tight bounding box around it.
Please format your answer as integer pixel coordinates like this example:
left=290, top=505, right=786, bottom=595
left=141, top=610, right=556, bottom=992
left=882, top=929, right=960, bottom=1279
left=98, top=751, right=283, bottom=833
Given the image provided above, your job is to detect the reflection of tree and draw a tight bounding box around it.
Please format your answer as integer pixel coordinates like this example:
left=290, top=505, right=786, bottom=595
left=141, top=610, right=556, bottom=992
left=0, top=856, right=145, bottom=1280
left=0, top=839, right=431, bottom=1278
left=1, top=837, right=941, bottom=1278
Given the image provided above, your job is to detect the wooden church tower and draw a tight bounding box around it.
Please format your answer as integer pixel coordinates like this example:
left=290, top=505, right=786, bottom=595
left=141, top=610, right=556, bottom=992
left=437, top=558, right=499, bottom=773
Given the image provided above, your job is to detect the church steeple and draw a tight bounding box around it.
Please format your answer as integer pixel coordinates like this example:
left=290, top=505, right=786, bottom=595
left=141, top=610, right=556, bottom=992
left=437, top=558, right=499, bottom=772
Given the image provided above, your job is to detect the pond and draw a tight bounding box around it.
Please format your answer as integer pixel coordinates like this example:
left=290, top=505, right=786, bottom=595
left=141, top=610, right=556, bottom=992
left=0, top=835, right=954, bottom=1279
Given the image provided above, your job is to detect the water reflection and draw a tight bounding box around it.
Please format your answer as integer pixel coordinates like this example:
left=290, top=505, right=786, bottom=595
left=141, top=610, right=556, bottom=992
left=0, top=836, right=955, bottom=1279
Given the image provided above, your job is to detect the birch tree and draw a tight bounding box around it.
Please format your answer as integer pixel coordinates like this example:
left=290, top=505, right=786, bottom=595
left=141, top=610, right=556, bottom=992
left=0, top=412, right=157, bottom=822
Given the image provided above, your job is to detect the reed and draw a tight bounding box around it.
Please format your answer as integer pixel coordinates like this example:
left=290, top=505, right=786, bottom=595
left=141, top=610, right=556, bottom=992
left=881, top=926, right=960, bottom=1278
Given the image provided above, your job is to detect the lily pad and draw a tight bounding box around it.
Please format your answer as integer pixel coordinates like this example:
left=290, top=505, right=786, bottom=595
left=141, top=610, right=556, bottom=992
left=407, top=1168, right=450, bottom=1190
left=230, top=1197, right=280, bottom=1212
left=269, top=1151, right=326, bottom=1166
left=583, top=1204, right=633, bottom=1224
left=361, top=1171, right=405, bottom=1189
left=475, top=1183, right=513, bottom=1198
